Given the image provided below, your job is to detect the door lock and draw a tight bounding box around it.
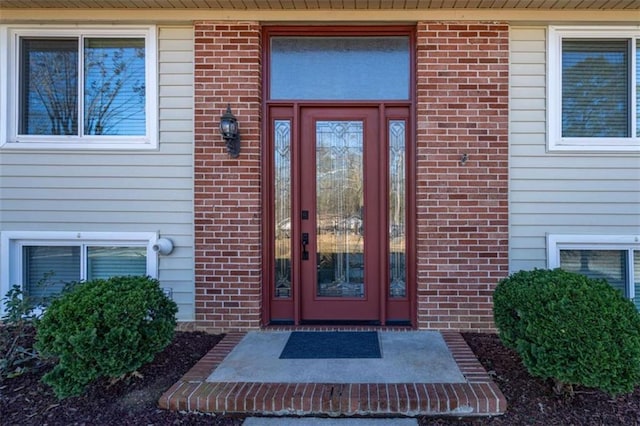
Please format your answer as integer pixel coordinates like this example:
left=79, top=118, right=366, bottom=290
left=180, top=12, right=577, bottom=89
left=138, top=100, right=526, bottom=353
left=302, top=233, right=309, bottom=260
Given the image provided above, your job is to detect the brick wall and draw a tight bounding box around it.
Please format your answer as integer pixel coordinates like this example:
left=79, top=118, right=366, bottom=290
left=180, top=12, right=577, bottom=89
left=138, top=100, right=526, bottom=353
left=193, top=22, right=262, bottom=333
left=415, top=23, right=510, bottom=331
left=193, top=21, right=509, bottom=332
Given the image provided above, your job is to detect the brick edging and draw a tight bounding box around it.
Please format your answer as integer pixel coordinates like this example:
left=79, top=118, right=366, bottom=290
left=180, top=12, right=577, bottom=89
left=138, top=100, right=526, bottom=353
left=159, top=331, right=507, bottom=417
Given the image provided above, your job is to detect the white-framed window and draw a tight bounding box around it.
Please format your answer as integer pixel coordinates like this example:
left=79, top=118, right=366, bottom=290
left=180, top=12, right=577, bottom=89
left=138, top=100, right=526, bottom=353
left=0, top=25, right=157, bottom=150
left=548, top=26, right=639, bottom=152
left=0, top=231, right=159, bottom=313
left=547, top=234, right=640, bottom=310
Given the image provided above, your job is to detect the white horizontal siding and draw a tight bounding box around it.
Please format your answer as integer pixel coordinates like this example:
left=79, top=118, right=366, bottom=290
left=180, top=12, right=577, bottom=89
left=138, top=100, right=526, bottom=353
left=0, top=177, right=191, bottom=190
left=1, top=188, right=192, bottom=201
left=509, top=26, right=640, bottom=274
left=0, top=25, right=195, bottom=321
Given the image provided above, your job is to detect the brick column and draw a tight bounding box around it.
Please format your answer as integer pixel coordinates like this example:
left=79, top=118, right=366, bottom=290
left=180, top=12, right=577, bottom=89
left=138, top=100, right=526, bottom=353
left=193, top=22, right=262, bottom=333
left=415, top=22, right=509, bottom=331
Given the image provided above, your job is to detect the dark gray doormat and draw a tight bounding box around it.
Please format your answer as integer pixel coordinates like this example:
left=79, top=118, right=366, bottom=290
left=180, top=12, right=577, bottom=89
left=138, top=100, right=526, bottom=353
left=279, top=331, right=381, bottom=359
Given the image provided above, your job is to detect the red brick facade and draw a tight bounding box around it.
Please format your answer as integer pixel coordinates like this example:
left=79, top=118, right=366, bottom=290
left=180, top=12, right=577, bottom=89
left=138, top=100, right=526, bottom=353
left=193, top=22, right=263, bottom=332
left=193, top=21, right=509, bottom=333
left=415, top=23, right=509, bottom=330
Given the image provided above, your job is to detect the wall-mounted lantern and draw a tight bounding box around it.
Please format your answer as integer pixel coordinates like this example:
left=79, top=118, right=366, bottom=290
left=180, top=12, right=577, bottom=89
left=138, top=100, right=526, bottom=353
left=220, top=104, right=240, bottom=158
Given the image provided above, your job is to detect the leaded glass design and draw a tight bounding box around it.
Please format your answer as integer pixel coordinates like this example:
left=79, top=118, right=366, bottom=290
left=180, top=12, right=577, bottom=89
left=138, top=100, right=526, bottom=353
left=637, top=44, right=640, bottom=137
left=274, top=120, right=292, bottom=298
left=315, top=121, right=365, bottom=298
left=634, top=251, right=640, bottom=311
left=389, top=120, right=406, bottom=298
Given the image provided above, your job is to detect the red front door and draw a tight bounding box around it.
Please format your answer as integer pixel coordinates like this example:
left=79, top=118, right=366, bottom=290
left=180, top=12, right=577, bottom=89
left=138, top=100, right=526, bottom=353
left=299, top=107, right=381, bottom=321
left=269, top=104, right=411, bottom=325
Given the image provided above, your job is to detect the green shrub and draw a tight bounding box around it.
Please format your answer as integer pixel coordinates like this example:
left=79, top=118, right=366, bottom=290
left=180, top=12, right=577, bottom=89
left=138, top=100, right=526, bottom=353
left=493, top=268, right=640, bottom=397
left=35, top=276, right=177, bottom=399
left=1, top=285, right=40, bottom=380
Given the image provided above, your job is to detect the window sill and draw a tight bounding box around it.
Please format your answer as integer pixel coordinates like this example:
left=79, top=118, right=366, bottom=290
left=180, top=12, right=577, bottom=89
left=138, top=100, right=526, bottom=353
left=0, top=140, right=158, bottom=151
left=548, top=141, right=640, bottom=153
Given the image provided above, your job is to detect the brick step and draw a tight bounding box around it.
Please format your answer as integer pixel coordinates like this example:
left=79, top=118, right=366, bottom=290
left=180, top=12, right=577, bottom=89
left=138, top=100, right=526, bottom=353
left=159, top=332, right=507, bottom=418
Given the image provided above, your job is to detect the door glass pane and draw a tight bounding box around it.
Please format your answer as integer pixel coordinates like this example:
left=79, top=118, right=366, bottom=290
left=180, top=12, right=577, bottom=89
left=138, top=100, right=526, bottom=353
left=270, top=37, right=410, bottom=100
left=637, top=45, right=639, bottom=136
left=389, top=120, right=406, bottom=298
left=23, top=246, right=81, bottom=303
left=559, top=249, right=627, bottom=296
left=634, top=251, right=640, bottom=311
left=84, top=38, right=146, bottom=136
left=20, top=38, right=79, bottom=135
left=274, top=120, right=292, bottom=298
left=316, top=121, right=364, bottom=298
left=87, top=246, right=146, bottom=280
left=562, top=39, right=629, bottom=137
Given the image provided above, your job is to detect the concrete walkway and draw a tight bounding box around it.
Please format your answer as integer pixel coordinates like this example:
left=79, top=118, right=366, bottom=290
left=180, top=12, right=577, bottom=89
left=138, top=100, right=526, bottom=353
left=159, top=328, right=506, bottom=419
left=208, top=331, right=465, bottom=383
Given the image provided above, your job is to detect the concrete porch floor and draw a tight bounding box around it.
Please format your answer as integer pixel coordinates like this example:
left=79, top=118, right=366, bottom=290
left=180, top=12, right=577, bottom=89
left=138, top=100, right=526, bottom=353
left=158, top=327, right=506, bottom=419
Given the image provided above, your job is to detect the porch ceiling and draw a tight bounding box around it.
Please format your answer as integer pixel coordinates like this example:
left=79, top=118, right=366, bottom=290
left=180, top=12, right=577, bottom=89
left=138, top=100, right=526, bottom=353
left=1, top=0, right=638, bottom=10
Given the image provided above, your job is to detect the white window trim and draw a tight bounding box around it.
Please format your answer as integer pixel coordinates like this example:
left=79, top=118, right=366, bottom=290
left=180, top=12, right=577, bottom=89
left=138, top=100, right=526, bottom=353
left=547, top=26, right=640, bottom=152
left=0, top=25, right=158, bottom=151
left=547, top=234, right=640, bottom=301
left=0, top=231, right=160, bottom=315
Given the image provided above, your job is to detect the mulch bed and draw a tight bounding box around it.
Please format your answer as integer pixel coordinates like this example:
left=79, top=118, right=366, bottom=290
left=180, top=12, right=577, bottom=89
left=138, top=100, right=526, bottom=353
left=1, top=331, right=639, bottom=425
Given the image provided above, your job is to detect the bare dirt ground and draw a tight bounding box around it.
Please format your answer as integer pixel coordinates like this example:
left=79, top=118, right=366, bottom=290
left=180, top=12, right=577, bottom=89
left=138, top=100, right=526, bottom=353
left=1, top=331, right=639, bottom=425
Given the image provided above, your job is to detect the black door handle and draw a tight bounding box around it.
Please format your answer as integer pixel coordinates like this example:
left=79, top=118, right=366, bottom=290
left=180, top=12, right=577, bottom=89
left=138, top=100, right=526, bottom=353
left=302, top=233, right=309, bottom=260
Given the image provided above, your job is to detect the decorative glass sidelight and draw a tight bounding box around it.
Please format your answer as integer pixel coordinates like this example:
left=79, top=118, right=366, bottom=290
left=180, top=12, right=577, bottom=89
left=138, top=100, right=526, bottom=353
left=389, top=120, right=406, bottom=298
left=274, top=120, right=292, bottom=298
left=315, top=121, right=365, bottom=298
left=635, top=251, right=640, bottom=311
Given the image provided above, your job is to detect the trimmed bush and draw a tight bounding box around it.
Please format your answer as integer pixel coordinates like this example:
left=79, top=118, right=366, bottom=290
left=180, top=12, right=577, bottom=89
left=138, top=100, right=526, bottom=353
left=1, top=285, right=40, bottom=380
left=493, top=268, right=640, bottom=396
left=35, top=276, right=177, bottom=399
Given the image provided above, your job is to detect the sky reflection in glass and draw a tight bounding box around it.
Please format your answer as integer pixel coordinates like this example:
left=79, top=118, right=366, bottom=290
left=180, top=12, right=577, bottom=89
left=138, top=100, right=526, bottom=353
left=20, top=37, right=145, bottom=137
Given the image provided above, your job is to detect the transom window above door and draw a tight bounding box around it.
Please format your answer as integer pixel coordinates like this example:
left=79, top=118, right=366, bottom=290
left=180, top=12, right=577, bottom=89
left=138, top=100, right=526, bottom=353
left=269, top=35, right=411, bottom=100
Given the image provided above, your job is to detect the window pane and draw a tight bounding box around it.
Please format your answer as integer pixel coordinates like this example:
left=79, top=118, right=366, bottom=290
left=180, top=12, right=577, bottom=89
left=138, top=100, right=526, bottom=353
left=20, top=38, right=78, bottom=135
left=637, top=44, right=639, bottom=136
left=634, top=251, right=640, bottom=311
left=270, top=37, right=410, bottom=100
left=562, top=40, right=629, bottom=137
left=274, top=120, right=292, bottom=298
left=316, top=121, right=365, bottom=298
left=559, top=249, right=627, bottom=296
left=84, top=38, right=146, bottom=135
left=389, top=120, right=406, bottom=298
left=23, top=246, right=80, bottom=303
left=87, top=246, right=147, bottom=280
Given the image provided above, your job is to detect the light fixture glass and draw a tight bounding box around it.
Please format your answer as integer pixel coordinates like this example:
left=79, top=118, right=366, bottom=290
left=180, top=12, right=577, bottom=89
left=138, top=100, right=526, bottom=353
left=219, top=104, right=240, bottom=157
